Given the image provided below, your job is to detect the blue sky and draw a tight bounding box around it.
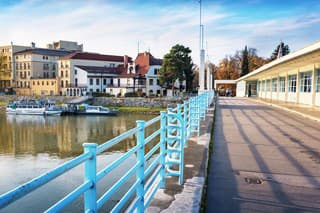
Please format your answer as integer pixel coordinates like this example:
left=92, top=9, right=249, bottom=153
left=0, top=0, right=319, bottom=64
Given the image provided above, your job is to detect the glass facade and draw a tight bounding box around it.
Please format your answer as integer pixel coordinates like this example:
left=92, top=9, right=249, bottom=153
left=316, top=69, right=320, bottom=92
left=272, top=78, right=277, bottom=92
left=300, top=71, right=312, bottom=93
left=288, top=75, right=297, bottom=92
left=279, top=77, right=286, bottom=92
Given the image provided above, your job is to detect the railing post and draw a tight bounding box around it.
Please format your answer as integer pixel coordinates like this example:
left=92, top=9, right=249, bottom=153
left=83, top=143, right=97, bottom=213
left=136, top=120, right=145, bottom=213
left=160, top=111, right=167, bottom=189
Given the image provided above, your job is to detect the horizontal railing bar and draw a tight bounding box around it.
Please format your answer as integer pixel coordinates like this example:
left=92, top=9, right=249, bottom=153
left=45, top=180, right=92, bottom=213
left=111, top=180, right=139, bottom=213
left=97, top=163, right=139, bottom=209
left=97, top=127, right=139, bottom=154
left=144, top=180, right=161, bottom=209
left=0, top=152, right=92, bottom=209
left=144, top=155, right=161, bottom=178
left=97, top=145, right=139, bottom=182
left=144, top=166, right=161, bottom=194
left=145, top=142, right=160, bottom=161
left=144, top=115, right=160, bottom=128
left=145, top=129, right=161, bottom=145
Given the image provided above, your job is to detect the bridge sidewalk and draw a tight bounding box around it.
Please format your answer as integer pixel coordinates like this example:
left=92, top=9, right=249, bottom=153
left=147, top=106, right=215, bottom=213
left=251, top=98, right=320, bottom=122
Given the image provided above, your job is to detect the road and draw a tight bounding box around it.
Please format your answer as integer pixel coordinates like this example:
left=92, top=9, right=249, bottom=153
left=206, top=97, right=320, bottom=212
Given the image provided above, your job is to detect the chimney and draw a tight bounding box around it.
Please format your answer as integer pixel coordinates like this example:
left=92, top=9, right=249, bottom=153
left=123, top=55, right=129, bottom=68
left=31, top=42, right=36, bottom=49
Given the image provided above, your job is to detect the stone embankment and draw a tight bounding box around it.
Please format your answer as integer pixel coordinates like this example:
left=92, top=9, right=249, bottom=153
left=0, top=95, right=187, bottom=108
left=93, top=97, right=187, bottom=108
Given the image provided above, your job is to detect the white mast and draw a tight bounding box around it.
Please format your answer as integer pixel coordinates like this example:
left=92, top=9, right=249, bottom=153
left=199, top=0, right=205, bottom=93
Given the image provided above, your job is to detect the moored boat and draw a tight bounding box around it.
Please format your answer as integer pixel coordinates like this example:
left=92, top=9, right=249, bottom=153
left=75, top=105, right=119, bottom=116
left=6, top=100, right=62, bottom=116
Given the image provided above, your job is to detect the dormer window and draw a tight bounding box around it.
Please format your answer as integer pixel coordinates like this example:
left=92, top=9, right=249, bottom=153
left=129, top=67, right=133, bottom=74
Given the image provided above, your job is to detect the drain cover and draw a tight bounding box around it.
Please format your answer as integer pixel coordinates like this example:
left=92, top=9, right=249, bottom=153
left=244, top=177, right=263, bottom=184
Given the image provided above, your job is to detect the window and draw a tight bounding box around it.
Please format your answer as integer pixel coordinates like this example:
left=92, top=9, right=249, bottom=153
left=261, top=81, right=265, bottom=92
left=149, top=79, right=154, bottom=86
left=74, top=69, right=77, bottom=75
left=266, top=79, right=271, bottom=91
left=272, top=78, right=277, bottom=92
left=154, top=68, right=159, bottom=75
left=52, top=64, right=56, bottom=70
left=288, top=74, right=297, bottom=92
left=75, top=78, right=78, bottom=87
left=28, top=63, right=30, bottom=69
left=96, top=79, right=100, bottom=85
left=316, top=69, right=320, bottom=92
left=24, top=63, right=26, bottom=70
left=47, top=81, right=49, bottom=85
left=279, top=77, right=286, bottom=92
left=66, top=71, right=68, bottom=77
left=61, top=71, right=64, bottom=77
left=300, top=71, right=312, bottom=93
left=118, top=79, right=120, bottom=87
left=33, top=81, right=35, bottom=86
left=110, top=78, right=114, bottom=86
left=61, top=80, right=64, bottom=88
left=16, top=63, right=18, bottom=70
left=66, top=80, right=68, bottom=87
left=157, top=79, right=160, bottom=85
left=103, top=79, right=106, bottom=85
left=90, top=79, right=93, bottom=85
left=53, top=72, right=56, bottom=78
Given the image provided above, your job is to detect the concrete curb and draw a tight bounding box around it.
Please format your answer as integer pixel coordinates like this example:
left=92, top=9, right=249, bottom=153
left=249, top=98, right=320, bottom=123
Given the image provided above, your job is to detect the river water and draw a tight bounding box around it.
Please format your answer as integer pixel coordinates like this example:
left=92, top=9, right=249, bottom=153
left=0, top=109, right=157, bottom=212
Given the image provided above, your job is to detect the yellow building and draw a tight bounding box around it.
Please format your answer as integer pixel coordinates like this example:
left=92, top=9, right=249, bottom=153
left=0, top=44, right=28, bottom=91
left=236, top=40, right=320, bottom=107
left=14, top=47, right=70, bottom=95
left=30, top=78, right=59, bottom=96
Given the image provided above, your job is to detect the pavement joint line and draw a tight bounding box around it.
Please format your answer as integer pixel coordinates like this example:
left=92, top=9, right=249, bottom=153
left=248, top=98, right=320, bottom=123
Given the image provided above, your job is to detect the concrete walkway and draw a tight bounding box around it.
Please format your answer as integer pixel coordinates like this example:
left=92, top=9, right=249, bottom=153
left=206, top=97, right=320, bottom=212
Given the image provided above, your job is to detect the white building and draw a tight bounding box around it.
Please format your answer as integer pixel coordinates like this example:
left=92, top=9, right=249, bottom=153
left=58, top=52, right=131, bottom=96
left=236, top=40, right=320, bottom=107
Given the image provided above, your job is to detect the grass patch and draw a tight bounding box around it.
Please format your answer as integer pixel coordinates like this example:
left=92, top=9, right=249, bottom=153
left=108, top=106, right=166, bottom=114
left=200, top=97, right=217, bottom=213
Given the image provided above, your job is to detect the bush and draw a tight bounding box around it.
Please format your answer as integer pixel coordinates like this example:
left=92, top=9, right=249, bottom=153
left=92, top=92, right=115, bottom=97
left=124, top=92, right=139, bottom=97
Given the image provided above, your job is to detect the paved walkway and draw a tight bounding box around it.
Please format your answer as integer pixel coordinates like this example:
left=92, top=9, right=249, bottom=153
left=206, top=97, right=320, bottom=212
left=253, top=98, right=320, bottom=122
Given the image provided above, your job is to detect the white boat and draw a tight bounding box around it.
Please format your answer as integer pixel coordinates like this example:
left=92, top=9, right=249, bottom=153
left=6, top=101, right=62, bottom=116
left=76, top=105, right=119, bottom=116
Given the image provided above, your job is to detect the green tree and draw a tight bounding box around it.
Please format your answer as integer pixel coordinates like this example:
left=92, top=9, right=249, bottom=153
left=270, top=41, right=290, bottom=61
left=240, top=46, right=249, bottom=77
left=158, top=44, right=194, bottom=92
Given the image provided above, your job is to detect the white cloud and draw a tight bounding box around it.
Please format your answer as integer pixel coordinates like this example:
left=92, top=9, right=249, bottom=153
left=0, top=0, right=319, bottom=65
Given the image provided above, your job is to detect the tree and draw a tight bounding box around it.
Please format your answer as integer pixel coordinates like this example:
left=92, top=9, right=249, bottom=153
left=216, top=56, right=240, bottom=80
left=270, top=41, right=290, bottom=61
left=248, top=48, right=268, bottom=71
left=240, top=46, right=249, bottom=77
left=158, top=44, right=194, bottom=92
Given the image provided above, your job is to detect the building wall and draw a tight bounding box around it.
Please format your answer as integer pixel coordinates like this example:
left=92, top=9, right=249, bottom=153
left=30, top=79, right=59, bottom=96
left=239, top=62, right=320, bottom=107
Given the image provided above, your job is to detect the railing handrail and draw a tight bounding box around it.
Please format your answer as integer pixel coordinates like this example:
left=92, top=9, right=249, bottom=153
left=0, top=90, right=215, bottom=212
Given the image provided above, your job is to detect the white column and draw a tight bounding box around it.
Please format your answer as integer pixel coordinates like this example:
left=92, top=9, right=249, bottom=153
left=199, top=49, right=205, bottom=93
left=206, top=63, right=210, bottom=90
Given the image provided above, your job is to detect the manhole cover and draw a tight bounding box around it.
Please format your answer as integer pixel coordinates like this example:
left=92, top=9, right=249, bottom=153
left=244, top=177, right=263, bottom=184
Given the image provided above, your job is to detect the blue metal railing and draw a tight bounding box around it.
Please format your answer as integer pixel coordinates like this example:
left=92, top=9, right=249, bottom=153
left=0, top=91, right=214, bottom=212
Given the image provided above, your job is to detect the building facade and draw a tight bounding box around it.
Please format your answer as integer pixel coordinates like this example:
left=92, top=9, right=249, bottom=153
left=236, top=40, right=320, bottom=107
left=0, top=44, right=29, bottom=91
left=14, top=48, right=71, bottom=95
left=58, top=52, right=131, bottom=96
left=46, top=40, right=83, bottom=52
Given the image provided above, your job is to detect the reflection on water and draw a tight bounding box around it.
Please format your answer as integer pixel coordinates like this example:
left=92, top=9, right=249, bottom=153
left=0, top=109, right=158, bottom=212
left=1, top=111, right=155, bottom=158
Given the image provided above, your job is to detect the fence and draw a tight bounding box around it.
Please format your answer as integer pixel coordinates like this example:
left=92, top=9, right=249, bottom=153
left=0, top=91, right=214, bottom=212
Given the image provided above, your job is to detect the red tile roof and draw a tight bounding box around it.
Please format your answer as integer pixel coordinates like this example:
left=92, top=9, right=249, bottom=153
left=134, top=52, right=162, bottom=76
left=60, top=52, right=132, bottom=62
